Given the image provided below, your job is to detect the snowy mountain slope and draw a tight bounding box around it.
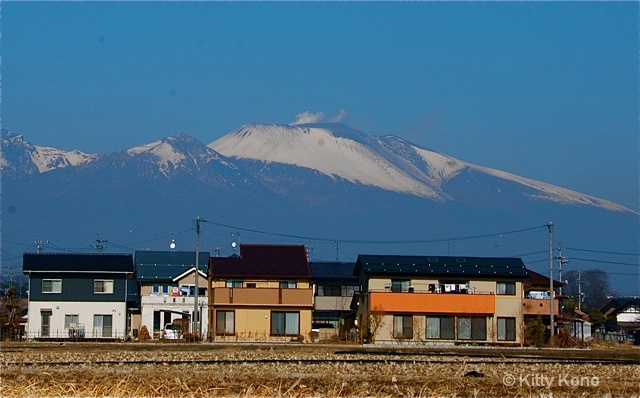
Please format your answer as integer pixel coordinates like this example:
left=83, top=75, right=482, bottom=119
left=209, top=123, right=632, bottom=213
left=209, top=123, right=448, bottom=201
left=125, top=133, right=239, bottom=180
left=1, top=130, right=98, bottom=176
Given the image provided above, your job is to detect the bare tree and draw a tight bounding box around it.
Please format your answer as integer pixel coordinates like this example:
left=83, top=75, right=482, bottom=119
left=366, top=305, right=384, bottom=344
left=564, top=268, right=613, bottom=310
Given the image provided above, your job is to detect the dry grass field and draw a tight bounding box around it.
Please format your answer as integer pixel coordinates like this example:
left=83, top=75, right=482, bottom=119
left=1, top=342, right=639, bottom=397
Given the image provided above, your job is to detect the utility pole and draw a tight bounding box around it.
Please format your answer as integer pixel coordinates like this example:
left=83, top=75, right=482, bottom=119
left=94, top=233, right=107, bottom=252
left=193, top=217, right=205, bottom=340
left=577, top=267, right=583, bottom=311
left=556, top=245, right=568, bottom=296
left=34, top=238, right=48, bottom=254
left=547, top=222, right=555, bottom=341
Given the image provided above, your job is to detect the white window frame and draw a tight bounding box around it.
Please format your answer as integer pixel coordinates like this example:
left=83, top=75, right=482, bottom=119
left=94, top=279, right=114, bottom=294
left=42, top=279, right=62, bottom=294
left=497, top=281, right=516, bottom=295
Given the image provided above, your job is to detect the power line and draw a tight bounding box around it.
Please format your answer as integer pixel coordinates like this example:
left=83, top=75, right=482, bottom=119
left=569, top=257, right=640, bottom=267
left=565, top=247, right=639, bottom=257
left=202, top=220, right=550, bottom=245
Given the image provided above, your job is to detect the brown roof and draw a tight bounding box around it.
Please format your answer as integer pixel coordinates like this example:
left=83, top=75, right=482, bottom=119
left=524, top=269, right=563, bottom=288
left=209, top=244, right=311, bottom=279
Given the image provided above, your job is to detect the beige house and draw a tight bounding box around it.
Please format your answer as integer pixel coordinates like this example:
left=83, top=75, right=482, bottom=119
left=208, top=244, right=313, bottom=342
left=355, top=255, right=529, bottom=346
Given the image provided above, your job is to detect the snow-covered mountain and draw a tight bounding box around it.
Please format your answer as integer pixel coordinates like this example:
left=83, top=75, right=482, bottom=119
left=1, top=130, right=98, bottom=176
left=209, top=123, right=631, bottom=213
left=2, top=124, right=638, bottom=294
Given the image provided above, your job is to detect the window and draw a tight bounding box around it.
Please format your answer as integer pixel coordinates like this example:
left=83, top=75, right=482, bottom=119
left=426, top=316, right=455, bottom=339
left=153, top=284, right=159, bottom=294
left=42, top=279, right=62, bottom=293
left=271, top=311, right=299, bottom=336
left=317, top=285, right=359, bottom=296
left=246, top=283, right=256, bottom=288
left=279, top=281, right=297, bottom=289
left=65, top=314, right=79, bottom=329
left=226, top=280, right=242, bottom=288
left=497, top=282, right=516, bottom=295
left=393, top=315, right=413, bottom=339
left=93, top=314, right=113, bottom=338
left=180, top=284, right=205, bottom=296
left=94, top=279, right=114, bottom=294
left=457, top=317, right=487, bottom=340
left=391, top=279, right=410, bottom=293
left=216, top=311, right=235, bottom=336
left=343, top=285, right=359, bottom=297
left=319, top=285, right=342, bottom=296
left=162, top=284, right=169, bottom=294
left=498, top=317, right=516, bottom=341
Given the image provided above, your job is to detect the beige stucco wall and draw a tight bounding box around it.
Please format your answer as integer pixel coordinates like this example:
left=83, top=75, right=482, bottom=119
left=214, top=308, right=312, bottom=341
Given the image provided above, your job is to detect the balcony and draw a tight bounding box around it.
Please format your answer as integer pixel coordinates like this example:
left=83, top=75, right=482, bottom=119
left=369, top=291, right=495, bottom=314
left=523, top=297, right=561, bottom=316
left=213, top=287, right=313, bottom=307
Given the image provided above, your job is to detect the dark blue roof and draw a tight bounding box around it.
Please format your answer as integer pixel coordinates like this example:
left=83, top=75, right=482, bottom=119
left=310, top=261, right=357, bottom=282
left=135, top=250, right=209, bottom=281
left=23, top=253, right=133, bottom=273
left=355, top=254, right=527, bottom=278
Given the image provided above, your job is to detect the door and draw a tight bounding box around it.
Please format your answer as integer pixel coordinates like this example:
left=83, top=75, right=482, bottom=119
left=93, top=315, right=113, bottom=338
left=41, top=310, right=52, bottom=337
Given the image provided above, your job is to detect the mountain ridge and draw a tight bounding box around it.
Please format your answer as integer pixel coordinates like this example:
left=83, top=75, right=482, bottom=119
left=1, top=126, right=634, bottom=214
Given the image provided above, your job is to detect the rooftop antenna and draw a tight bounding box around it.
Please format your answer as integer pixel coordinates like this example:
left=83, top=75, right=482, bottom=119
left=94, top=232, right=107, bottom=252
left=169, top=231, right=176, bottom=252
left=334, top=241, right=339, bottom=262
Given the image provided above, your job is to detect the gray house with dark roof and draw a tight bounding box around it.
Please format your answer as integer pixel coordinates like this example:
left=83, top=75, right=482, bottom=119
left=23, top=253, right=134, bottom=340
left=310, top=261, right=359, bottom=341
left=133, top=250, right=209, bottom=339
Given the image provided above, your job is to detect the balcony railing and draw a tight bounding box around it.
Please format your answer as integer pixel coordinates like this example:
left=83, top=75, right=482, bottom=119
left=213, top=287, right=313, bottom=307
left=369, top=290, right=496, bottom=314
left=523, top=297, right=560, bottom=316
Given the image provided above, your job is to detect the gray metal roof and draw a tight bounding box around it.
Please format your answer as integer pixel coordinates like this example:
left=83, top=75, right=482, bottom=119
left=355, top=254, right=527, bottom=278
left=310, top=261, right=357, bottom=282
left=134, top=250, right=209, bottom=281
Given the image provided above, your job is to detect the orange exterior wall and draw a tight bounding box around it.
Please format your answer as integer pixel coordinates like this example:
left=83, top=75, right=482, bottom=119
left=370, top=292, right=495, bottom=314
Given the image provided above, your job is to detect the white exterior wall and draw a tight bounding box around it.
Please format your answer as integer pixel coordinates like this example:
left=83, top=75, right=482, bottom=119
left=27, top=301, right=127, bottom=339
left=140, top=294, right=208, bottom=338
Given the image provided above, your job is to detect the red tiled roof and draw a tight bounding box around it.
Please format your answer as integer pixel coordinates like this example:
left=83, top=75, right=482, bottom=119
left=524, top=269, right=562, bottom=288
left=210, top=244, right=311, bottom=279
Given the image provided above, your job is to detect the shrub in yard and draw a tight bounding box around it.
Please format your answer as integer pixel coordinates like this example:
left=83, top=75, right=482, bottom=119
left=138, top=325, right=151, bottom=341
left=525, top=315, right=545, bottom=347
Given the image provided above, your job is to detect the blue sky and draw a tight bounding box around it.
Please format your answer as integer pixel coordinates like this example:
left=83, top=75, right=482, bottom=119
left=2, top=1, right=638, bottom=210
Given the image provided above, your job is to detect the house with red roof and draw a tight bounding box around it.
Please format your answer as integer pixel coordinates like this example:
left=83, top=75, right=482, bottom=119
left=207, top=244, right=313, bottom=342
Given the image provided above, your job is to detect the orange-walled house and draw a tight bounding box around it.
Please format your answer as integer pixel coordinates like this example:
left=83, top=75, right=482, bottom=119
left=354, top=254, right=529, bottom=345
left=207, top=244, right=313, bottom=342
left=522, top=269, right=563, bottom=332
